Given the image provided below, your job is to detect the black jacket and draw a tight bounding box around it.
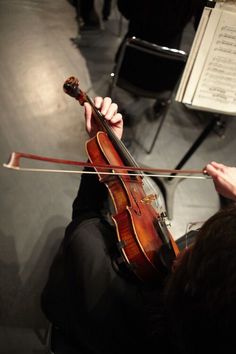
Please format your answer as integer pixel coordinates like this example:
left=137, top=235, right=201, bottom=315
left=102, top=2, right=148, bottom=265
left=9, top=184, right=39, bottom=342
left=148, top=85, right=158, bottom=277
left=117, top=0, right=206, bottom=47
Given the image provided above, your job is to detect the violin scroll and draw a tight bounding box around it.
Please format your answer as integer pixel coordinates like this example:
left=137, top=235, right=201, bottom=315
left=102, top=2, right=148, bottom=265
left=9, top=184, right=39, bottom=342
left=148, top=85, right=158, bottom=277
left=63, top=76, right=87, bottom=105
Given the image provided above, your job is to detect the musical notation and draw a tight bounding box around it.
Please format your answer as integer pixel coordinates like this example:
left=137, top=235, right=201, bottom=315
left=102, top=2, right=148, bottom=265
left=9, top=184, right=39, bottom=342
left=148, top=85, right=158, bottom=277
left=176, top=3, right=236, bottom=115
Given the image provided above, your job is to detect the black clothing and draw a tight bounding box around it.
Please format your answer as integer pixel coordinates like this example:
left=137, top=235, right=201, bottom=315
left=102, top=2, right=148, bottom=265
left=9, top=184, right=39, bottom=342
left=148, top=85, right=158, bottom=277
left=102, top=0, right=112, bottom=21
left=117, top=0, right=205, bottom=48
left=41, top=171, right=166, bottom=353
left=72, top=0, right=100, bottom=29
left=41, top=170, right=197, bottom=353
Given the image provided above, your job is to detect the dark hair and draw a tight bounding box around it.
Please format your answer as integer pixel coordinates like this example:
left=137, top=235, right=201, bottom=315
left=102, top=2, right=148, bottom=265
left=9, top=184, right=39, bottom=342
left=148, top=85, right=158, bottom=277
left=164, top=206, right=236, bottom=354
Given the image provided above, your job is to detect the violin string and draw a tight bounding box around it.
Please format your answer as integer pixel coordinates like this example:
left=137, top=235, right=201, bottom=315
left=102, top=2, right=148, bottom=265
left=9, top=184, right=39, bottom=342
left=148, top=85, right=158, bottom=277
left=3, top=164, right=211, bottom=179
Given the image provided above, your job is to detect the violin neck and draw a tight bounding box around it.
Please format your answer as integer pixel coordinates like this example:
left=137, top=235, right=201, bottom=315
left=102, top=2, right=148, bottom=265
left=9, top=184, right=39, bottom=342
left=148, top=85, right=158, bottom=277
left=86, top=94, right=139, bottom=169
left=63, top=77, right=139, bottom=168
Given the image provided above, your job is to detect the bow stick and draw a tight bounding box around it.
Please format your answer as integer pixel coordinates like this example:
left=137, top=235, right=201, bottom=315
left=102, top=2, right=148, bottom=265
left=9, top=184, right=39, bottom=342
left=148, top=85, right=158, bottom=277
left=3, top=152, right=211, bottom=179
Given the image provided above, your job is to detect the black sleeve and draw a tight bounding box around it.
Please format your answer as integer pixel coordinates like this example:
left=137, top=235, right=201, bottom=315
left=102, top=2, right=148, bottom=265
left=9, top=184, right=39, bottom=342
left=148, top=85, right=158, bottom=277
left=71, top=167, right=109, bottom=222
left=41, top=168, right=110, bottom=329
left=41, top=241, right=68, bottom=328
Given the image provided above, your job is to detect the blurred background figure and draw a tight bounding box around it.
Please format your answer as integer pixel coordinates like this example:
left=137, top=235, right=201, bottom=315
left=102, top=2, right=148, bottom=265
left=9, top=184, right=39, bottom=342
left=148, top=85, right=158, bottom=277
left=69, top=0, right=100, bottom=44
left=70, top=0, right=113, bottom=43
left=102, top=0, right=112, bottom=21
left=79, top=0, right=100, bottom=30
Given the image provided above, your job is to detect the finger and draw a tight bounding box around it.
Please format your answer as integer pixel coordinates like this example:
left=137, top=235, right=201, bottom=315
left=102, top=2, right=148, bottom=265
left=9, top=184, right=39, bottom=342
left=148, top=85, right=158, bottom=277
left=210, top=161, right=227, bottom=172
left=213, top=176, right=231, bottom=197
left=209, top=166, right=232, bottom=187
left=207, top=164, right=227, bottom=181
left=205, top=163, right=218, bottom=177
left=206, top=162, right=229, bottom=177
left=100, top=97, right=112, bottom=115
left=84, top=102, right=92, bottom=133
left=109, top=113, right=123, bottom=126
left=104, top=103, right=119, bottom=120
left=94, top=96, right=103, bottom=110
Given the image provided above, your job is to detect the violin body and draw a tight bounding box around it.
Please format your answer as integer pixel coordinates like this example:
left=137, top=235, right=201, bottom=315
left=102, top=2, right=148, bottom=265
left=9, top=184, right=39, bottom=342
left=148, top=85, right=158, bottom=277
left=87, top=131, right=175, bottom=282
left=64, top=76, right=179, bottom=284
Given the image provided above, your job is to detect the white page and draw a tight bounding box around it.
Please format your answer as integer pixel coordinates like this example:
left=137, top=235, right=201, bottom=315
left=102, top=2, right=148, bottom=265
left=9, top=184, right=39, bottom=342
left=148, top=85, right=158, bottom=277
left=175, top=7, right=212, bottom=102
left=182, top=8, right=222, bottom=104
left=215, top=2, right=236, bottom=12
left=192, top=10, right=236, bottom=114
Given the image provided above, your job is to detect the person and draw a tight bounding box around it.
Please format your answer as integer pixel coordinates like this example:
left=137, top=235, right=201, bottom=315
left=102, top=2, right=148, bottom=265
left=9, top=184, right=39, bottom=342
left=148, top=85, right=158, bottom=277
left=163, top=206, right=236, bottom=354
left=41, top=97, right=160, bottom=354
left=117, top=0, right=205, bottom=49
left=70, top=0, right=101, bottom=45
left=79, top=0, right=100, bottom=30
left=114, top=0, right=206, bottom=124
left=102, top=0, right=112, bottom=21
left=161, top=161, right=236, bottom=354
left=71, top=0, right=112, bottom=35
left=41, top=96, right=236, bottom=354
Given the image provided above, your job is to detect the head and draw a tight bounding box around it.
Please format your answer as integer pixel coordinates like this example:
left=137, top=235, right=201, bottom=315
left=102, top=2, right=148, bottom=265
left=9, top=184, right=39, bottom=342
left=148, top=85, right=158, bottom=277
left=164, top=206, right=236, bottom=354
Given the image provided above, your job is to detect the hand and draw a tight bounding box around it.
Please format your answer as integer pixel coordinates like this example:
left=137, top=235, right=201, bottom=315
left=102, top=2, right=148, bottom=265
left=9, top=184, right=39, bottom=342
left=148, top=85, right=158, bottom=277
left=84, top=96, right=123, bottom=139
left=205, top=161, right=236, bottom=201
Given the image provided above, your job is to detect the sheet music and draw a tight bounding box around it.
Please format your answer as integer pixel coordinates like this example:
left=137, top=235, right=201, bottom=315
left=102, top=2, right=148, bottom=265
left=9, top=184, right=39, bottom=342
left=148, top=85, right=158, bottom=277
left=215, top=1, right=236, bottom=12
left=175, top=7, right=212, bottom=102
left=192, top=10, right=236, bottom=114
left=181, top=8, right=221, bottom=105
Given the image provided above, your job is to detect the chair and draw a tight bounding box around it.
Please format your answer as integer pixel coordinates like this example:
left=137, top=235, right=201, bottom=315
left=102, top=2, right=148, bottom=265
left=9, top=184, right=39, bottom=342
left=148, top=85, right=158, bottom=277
left=108, top=36, right=188, bottom=153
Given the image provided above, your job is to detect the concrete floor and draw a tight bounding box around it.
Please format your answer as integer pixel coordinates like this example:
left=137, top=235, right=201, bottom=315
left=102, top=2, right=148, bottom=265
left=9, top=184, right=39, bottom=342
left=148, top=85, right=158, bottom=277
left=0, top=1, right=236, bottom=353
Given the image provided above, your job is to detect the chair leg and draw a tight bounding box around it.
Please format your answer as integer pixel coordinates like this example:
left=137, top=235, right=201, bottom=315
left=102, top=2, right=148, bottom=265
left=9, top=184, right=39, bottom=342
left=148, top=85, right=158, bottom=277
left=43, top=323, right=54, bottom=354
left=146, top=101, right=170, bottom=154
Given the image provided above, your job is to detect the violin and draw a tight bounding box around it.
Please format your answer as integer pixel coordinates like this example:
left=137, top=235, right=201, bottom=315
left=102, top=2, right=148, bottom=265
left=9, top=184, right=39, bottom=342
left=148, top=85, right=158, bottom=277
left=63, top=76, right=180, bottom=283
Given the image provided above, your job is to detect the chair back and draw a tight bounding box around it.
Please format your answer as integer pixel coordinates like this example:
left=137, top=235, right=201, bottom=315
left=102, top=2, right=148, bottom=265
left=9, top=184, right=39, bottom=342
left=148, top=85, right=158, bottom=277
left=109, top=37, right=188, bottom=99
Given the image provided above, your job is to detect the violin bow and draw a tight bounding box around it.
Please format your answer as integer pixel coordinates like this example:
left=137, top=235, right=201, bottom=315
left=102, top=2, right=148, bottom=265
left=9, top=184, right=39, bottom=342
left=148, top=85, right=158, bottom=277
left=3, top=151, right=211, bottom=179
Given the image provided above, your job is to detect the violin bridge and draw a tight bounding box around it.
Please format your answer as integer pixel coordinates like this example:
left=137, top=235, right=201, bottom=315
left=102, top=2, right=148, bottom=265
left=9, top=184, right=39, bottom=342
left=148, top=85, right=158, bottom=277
left=141, top=194, right=157, bottom=204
